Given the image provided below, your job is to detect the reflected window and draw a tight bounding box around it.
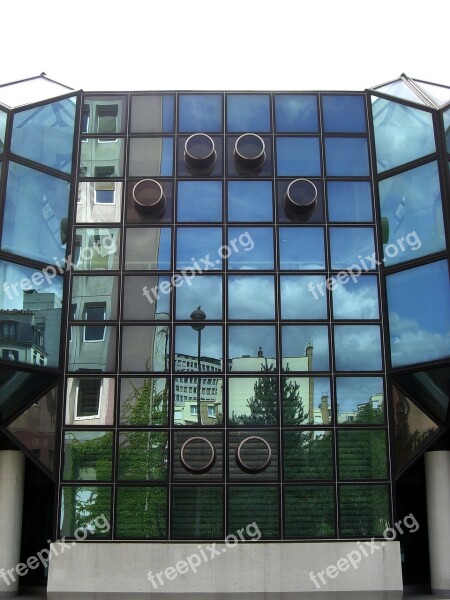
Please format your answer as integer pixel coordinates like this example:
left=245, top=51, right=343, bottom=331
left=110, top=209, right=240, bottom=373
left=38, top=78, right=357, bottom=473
left=179, top=94, right=222, bottom=132
left=129, top=137, right=173, bottom=177
left=322, top=95, right=366, bottom=133
left=175, top=275, right=222, bottom=320
left=123, top=275, right=170, bottom=319
left=338, top=430, right=388, bottom=480
left=227, top=94, right=270, bottom=132
left=73, top=228, right=120, bottom=271
left=281, top=325, right=329, bottom=372
left=282, top=377, right=331, bottom=425
left=227, top=180, right=273, bottom=222
left=71, top=276, right=118, bottom=320
left=228, top=325, right=276, bottom=372
left=174, top=325, right=222, bottom=372
left=173, top=379, right=223, bottom=426
left=82, top=96, right=126, bottom=133
left=76, top=182, right=122, bottom=223
left=79, top=138, right=124, bottom=177
left=332, top=275, right=379, bottom=320
left=68, top=326, right=117, bottom=372
left=121, top=325, right=170, bottom=372
left=325, top=138, right=369, bottom=176
left=177, top=181, right=222, bottom=222
left=276, top=137, right=321, bottom=176
left=131, top=94, right=174, bottom=133
left=63, top=431, right=113, bottom=480
left=228, top=376, right=278, bottom=425
left=280, top=276, right=328, bottom=319
left=334, top=325, right=382, bottom=371
left=176, top=227, right=222, bottom=270
left=285, top=486, right=335, bottom=537
left=66, top=377, right=114, bottom=425
left=279, top=227, right=325, bottom=269
left=125, top=227, right=171, bottom=270
left=284, top=431, right=333, bottom=480
left=119, top=377, right=169, bottom=425
left=329, top=227, right=376, bottom=270
left=274, top=94, right=318, bottom=132
left=228, top=227, right=273, bottom=270
left=336, top=377, right=384, bottom=424
left=228, top=275, right=275, bottom=320
left=83, top=303, right=106, bottom=342
left=327, top=181, right=373, bottom=222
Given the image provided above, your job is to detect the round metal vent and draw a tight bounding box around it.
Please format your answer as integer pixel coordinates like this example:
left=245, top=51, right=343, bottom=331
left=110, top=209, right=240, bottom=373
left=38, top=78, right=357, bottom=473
left=234, top=133, right=266, bottom=171
left=284, top=178, right=318, bottom=218
left=184, top=133, right=216, bottom=170
left=132, top=179, right=166, bottom=216
left=235, top=436, right=272, bottom=473
left=180, top=436, right=216, bottom=474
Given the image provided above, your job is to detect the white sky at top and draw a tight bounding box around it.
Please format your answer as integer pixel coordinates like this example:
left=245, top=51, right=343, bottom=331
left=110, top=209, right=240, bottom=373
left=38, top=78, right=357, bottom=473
left=3, top=0, right=448, bottom=93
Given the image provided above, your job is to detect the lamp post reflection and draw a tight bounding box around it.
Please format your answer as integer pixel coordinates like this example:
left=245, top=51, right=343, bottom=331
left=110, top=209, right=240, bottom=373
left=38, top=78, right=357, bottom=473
left=190, top=306, right=206, bottom=426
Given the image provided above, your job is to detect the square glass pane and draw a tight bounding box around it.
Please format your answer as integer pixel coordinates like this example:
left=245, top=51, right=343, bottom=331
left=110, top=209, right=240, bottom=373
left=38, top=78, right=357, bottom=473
left=125, top=227, right=171, bottom=270
left=276, top=137, right=321, bottom=176
left=281, top=325, right=329, bottom=372
left=325, top=138, right=369, bottom=176
left=173, top=379, right=223, bottom=426
left=228, top=325, right=276, bottom=372
left=2, top=162, right=70, bottom=265
left=175, top=275, right=222, bottom=320
left=174, top=325, right=222, bottom=372
left=227, top=180, right=273, bottom=222
left=118, top=431, right=168, bottom=480
left=386, top=260, right=450, bottom=367
left=172, top=486, right=223, bottom=538
left=65, top=377, right=115, bottom=426
left=179, top=94, right=222, bottom=132
left=228, top=376, right=278, bottom=425
left=71, top=275, right=119, bottom=320
left=73, top=228, right=120, bottom=271
left=327, top=181, right=373, bottom=222
left=82, top=96, right=126, bottom=133
left=378, top=161, right=445, bottom=266
left=322, top=95, right=366, bottom=133
left=228, top=227, right=274, bottom=270
left=284, top=431, right=333, bottom=480
left=284, top=486, right=335, bottom=537
left=228, top=430, right=278, bottom=481
left=79, top=138, right=124, bottom=177
left=228, top=275, right=275, bottom=320
left=123, top=275, right=170, bottom=319
left=60, top=486, right=112, bottom=538
left=227, top=94, right=270, bottom=132
left=176, top=227, right=222, bottom=270
left=279, top=227, right=325, bottom=270
left=76, top=182, right=122, bottom=223
left=275, top=94, right=318, bottom=132
left=121, top=325, right=170, bottom=372
left=116, top=487, right=167, bottom=538
left=329, top=227, right=376, bottom=270
left=177, top=181, right=222, bottom=222
left=334, top=325, right=382, bottom=371
left=130, top=94, right=174, bottom=133
left=339, top=484, right=390, bottom=537
left=63, top=431, right=113, bottom=481
left=336, top=377, right=384, bottom=425
left=332, top=275, right=379, bottom=320
left=129, top=137, right=173, bottom=177
left=120, top=377, right=169, bottom=425
left=280, top=276, right=328, bottom=319
left=228, top=486, right=279, bottom=539
left=173, top=430, right=223, bottom=478
left=338, top=430, right=388, bottom=480
left=68, top=326, right=117, bottom=372
left=282, top=377, right=331, bottom=425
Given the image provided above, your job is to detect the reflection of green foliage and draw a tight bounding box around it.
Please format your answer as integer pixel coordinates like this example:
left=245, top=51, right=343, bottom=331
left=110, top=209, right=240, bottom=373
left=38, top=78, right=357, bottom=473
left=285, top=486, right=335, bottom=537
left=340, top=485, right=390, bottom=537
left=229, top=487, right=279, bottom=538
left=352, top=401, right=384, bottom=424
left=172, top=487, right=222, bottom=538
left=120, top=378, right=168, bottom=425
left=64, top=432, right=113, bottom=481
left=116, top=487, right=167, bottom=538
left=339, top=430, right=387, bottom=480
left=284, top=431, right=333, bottom=479
left=62, top=486, right=111, bottom=538
left=118, top=431, right=167, bottom=480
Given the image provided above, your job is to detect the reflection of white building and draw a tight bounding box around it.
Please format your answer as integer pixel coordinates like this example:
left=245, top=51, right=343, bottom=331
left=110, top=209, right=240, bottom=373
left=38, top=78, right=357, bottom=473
left=338, top=392, right=383, bottom=423
left=77, top=182, right=122, bottom=223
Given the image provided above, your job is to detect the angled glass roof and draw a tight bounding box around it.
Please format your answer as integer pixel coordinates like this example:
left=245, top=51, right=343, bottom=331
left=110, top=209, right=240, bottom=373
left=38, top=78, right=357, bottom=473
left=372, top=75, right=450, bottom=109
left=375, top=79, right=426, bottom=105
left=0, top=74, right=73, bottom=109
left=413, top=80, right=450, bottom=107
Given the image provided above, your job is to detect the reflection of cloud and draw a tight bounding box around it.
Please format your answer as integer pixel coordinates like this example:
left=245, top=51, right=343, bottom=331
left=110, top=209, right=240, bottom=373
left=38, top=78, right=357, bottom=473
left=176, top=276, right=222, bottom=319
left=281, top=276, right=326, bottom=319
left=334, top=326, right=381, bottom=371
left=175, top=326, right=222, bottom=364
left=228, top=276, right=274, bottom=319
left=389, top=312, right=450, bottom=367
left=336, top=377, right=383, bottom=413
left=332, top=278, right=378, bottom=319
left=282, top=326, right=329, bottom=370
left=229, top=325, right=276, bottom=359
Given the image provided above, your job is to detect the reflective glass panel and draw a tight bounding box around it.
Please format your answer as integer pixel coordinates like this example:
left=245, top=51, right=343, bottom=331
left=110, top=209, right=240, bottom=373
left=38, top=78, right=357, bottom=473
left=276, top=137, right=321, bottom=176
left=129, top=138, right=173, bottom=177
left=0, top=110, right=7, bottom=153
left=228, top=325, right=276, bottom=372
left=228, top=227, right=273, bottom=270
left=375, top=79, right=424, bottom=104
left=284, top=431, right=333, bottom=479
left=73, top=228, right=120, bottom=271
left=173, top=379, right=223, bottom=426
left=11, top=96, right=76, bottom=173
left=0, top=260, right=63, bottom=368
left=122, top=325, right=170, bottom=372
left=227, top=94, right=270, bottom=132
left=177, top=181, right=222, bottom=222
left=281, top=325, right=329, bottom=372
left=378, top=161, right=445, bottom=266
left=63, top=431, right=113, bottom=480
left=285, top=486, right=335, bottom=537
left=394, top=367, right=450, bottom=424
left=68, top=326, right=117, bottom=372
left=371, top=97, right=435, bottom=172
left=123, top=275, right=170, bottom=319
left=175, top=275, right=222, bottom=320
left=332, top=275, right=379, bottom=320
left=227, top=180, right=273, bottom=222
left=413, top=80, right=450, bottom=107
left=228, top=487, right=279, bottom=539
left=334, top=325, right=382, bottom=371
left=274, top=94, right=318, bottom=132
left=76, top=182, right=122, bottom=223
left=120, top=377, right=169, bottom=425
left=172, top=486, right=223, bottom=538
left=325, top=138, right=369, bottom=176
left=327, top=181, right=373, bottom=222
left=116, top=487, right=167, bottom=538
left=338, top=430, right=388, bottom=479
left=130, top=94, right=174, bottom=133
left=71, top=275, right=119, bottom=321
left=386, top=260, right=450, bottom=367
left=336, top=377, right=384, bottom=425
left=282, top=377, right=332, bottom=425
left=228, top=275, right=275, bottom=320
left=279, top=227, right=325, bottom=270
left=322, top=95, right=366, bottom=133
left=2, top=162, right=69, bottom=264
left=228, top=376, right=278, bottom=425
left=0, top=368, right=57, bottom=424
left=179, top=94, right=222, bottom=132
left=65, top=377, right=115, bottom=426
left=339, top=485, right=390, bottom=537
left=174, top=325, right=222, bottom=372
left=280, top=276, right=328, bottom=319
left=79, top=138, right=124, bottom=177
left=228, top=430, right=278, bottom=481
left=60, top=486, right=112, bottom=538
left=329, top=227, right=376, bottom=270
left=125, top=227, right=171, bottom=270
left=82, top=96, right=126, bottom=133
left=176, top=227, right=222, bottom=270
left=118, top=431, right=168, bottom=480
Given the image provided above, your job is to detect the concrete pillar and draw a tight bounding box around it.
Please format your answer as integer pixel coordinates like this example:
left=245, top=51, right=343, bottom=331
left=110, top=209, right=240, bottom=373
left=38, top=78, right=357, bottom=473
left=0, top=451, right=25, bottom=598
left=425, top=450, right=450, bottom=597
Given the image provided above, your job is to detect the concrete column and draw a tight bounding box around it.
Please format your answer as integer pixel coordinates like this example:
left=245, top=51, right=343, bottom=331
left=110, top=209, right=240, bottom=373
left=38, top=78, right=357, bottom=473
left=425, top=450, right=450, bottom=597
left=0, top=451, right=25, bottom=598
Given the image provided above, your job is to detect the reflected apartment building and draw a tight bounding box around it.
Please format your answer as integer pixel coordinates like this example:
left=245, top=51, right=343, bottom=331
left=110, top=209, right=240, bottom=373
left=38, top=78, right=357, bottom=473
left=0, top=74, right=449, bottom=598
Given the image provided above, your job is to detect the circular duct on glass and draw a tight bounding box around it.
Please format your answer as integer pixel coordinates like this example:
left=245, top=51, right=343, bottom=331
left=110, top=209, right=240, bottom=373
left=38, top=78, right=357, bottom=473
left=284, top=178, right=318, bottom=218
left=180, top=436, right=216, bottom=474
left=132, top=179, right=166, bottom=216
left=234, top=133, right=266, bottom=171
left=184, top=133, right=216, bottom=170
left=235, top=436, right=272, bottom=473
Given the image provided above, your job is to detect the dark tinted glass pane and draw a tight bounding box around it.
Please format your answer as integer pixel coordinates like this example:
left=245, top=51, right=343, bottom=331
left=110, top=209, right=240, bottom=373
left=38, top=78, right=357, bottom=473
left=125, top=228, right=171, bottom=270
left=227, top=180, right=273, bottom=222
left=176, top=227, right=222, bottom=270
left=394, top=367, right=450, bottom=424
left=336, top=377, right=384, bottom=425
left=228, top=325, right=276, bottom=372
left=172, top=486, right=223, bottom=538
left=60, top=486, right=112, bottom=538
left=122, top=325, right=170, bottom=372
left=322, top=95, right=366, bottom=133
left=0, top=368, right=57, bottom=424
left=63, top=431, right=113, bottom=480
left=120, top=377, right=169, bottom=425
left=71, top=276, right=119, bottom=320
left=229, top=376, right=278, bottom=425
left=118, top=431, right=168, bottom=480
left=228, top=228, right=273, bottom=270
left=123, top=275, right=170, bottom=319
left=129, top=138, right=173, bottom=177
left=173, top=380, right=223, bottom=426
left=228, top=275, right=275, bottom=320
left=73, top=228, right=120, bottom=271
left=339, top=485, right=390, bottom=537
left=228, top=486, right=279, bottom=539
left=276, top=137, right=321, bottom=176
left=325, top=138, right=369, bottom=176
left=284, top=431, right=333, bottom=479
left=334, top=325, right=382, bottom=371
left=131, top=95, right=174, bottom=133
left=79, top=138, right=124, bottom=177
left=228, top=430, right=278, bottom=481
left=175, top=275, right=222, bottom=320
left=285, top=486, right=335, bottom=537
left=332, top=275, right=379, bottom=320
left=227, top=95, right=270, bottom=132
left=68, top=326, right=117, bottom=372
left=275, top=94, right=318, bottom=132
left=116, top=487, right=167, bottom=538
left=280, top=276, right=327, bottom=319
left=329, top=227, right=376, bottom=270
left=279, top=227, right=325, bottom=269
left=179, top=94, right=222, bottom=132
left=173, top=430, right=223, bottom=477
left=327, top=181, right=373, bottom=222
left=338, top=430, right=387, bottom=479
left=177, top=181, right=222, bottom=222
left=174, top=325, right=222, bottom=372
left=282, top=377, right=331, bottom=425
left=281, top=325, right=329, bottom=372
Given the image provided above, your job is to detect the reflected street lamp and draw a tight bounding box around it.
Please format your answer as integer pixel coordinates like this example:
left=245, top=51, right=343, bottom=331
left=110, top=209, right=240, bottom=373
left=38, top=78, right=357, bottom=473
left=190, top=306, right=206, bottom=425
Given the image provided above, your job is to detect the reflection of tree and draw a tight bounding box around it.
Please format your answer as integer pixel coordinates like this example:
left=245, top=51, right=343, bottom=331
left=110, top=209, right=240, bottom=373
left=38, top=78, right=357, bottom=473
left=120, top=377, right=168, bottom=426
